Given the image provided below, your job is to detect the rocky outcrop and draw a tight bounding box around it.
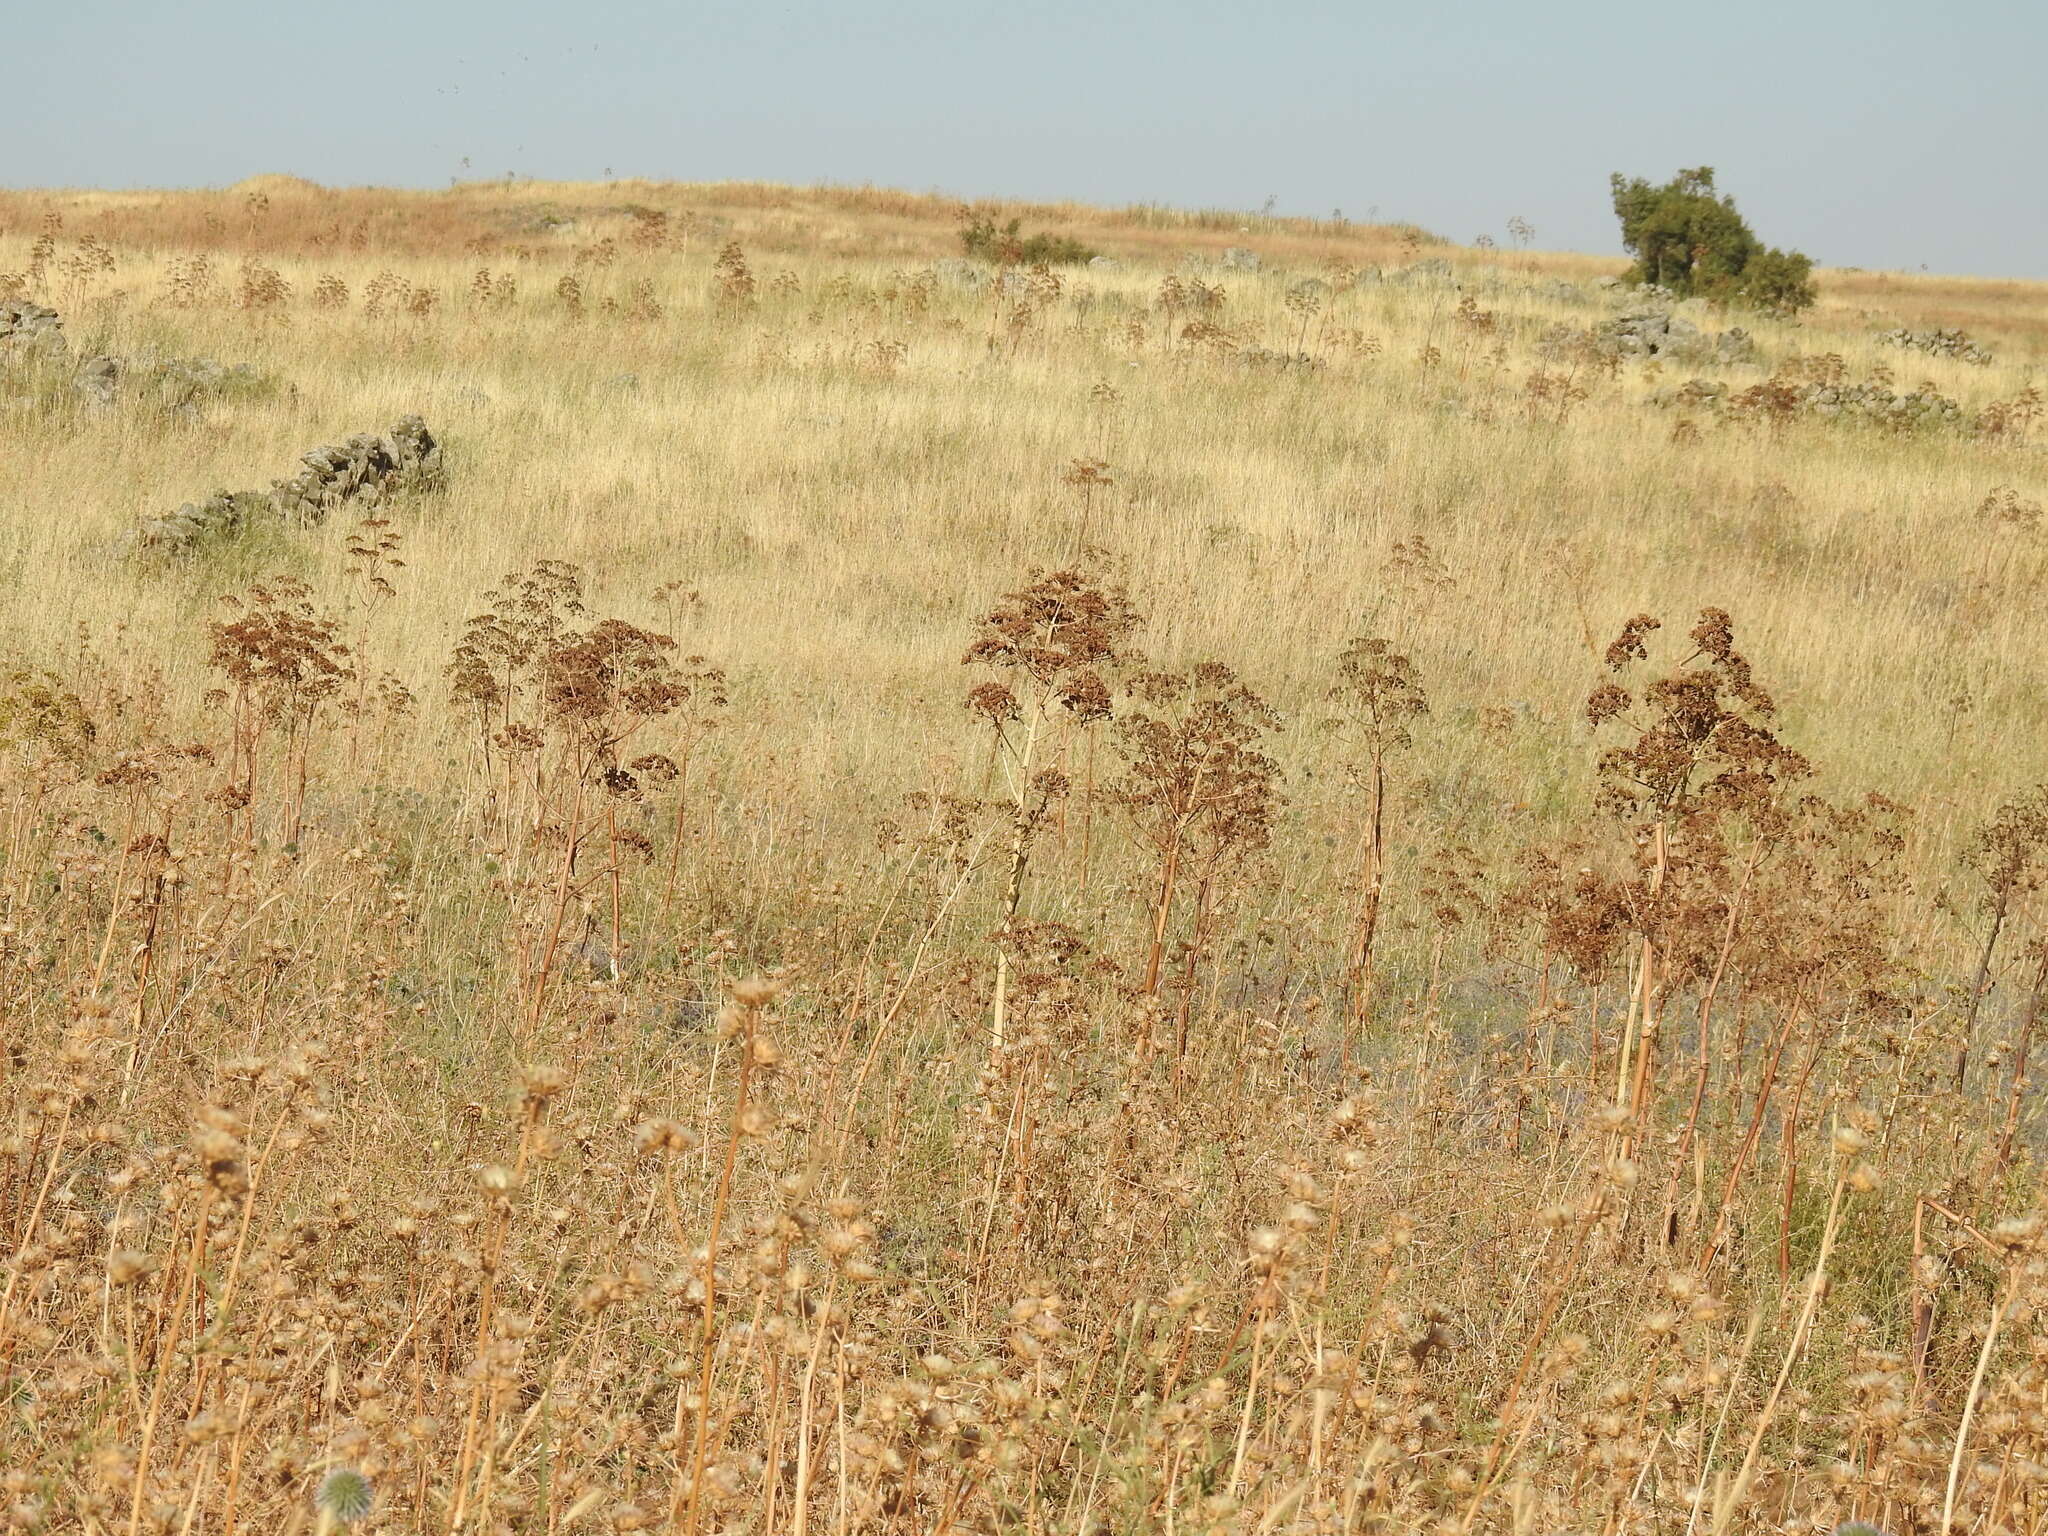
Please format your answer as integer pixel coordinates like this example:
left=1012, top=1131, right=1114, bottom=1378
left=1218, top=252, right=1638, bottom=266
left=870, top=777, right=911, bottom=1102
left=1605, top=308, right=1755, bottom=363
left=133, top=416, right=442, bottom=556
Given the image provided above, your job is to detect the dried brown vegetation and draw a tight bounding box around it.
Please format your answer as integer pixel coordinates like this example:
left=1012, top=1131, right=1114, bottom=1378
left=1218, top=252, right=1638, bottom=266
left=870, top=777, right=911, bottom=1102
left=0, top=180, right=2046, bottom=1535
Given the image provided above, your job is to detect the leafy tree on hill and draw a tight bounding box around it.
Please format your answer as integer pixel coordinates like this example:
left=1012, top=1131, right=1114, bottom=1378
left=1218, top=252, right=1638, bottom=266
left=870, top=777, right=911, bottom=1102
left=1609, top=166, right=1816, bottom=314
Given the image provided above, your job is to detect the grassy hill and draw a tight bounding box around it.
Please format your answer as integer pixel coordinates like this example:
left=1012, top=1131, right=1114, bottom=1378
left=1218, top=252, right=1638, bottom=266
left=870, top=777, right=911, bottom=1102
left=1, top=178, right=2045, bottom=1533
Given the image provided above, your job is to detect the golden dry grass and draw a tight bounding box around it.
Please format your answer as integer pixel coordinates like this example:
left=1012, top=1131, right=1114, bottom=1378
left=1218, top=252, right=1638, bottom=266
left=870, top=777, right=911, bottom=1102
left=0, top=179, right=2046, bottom=1535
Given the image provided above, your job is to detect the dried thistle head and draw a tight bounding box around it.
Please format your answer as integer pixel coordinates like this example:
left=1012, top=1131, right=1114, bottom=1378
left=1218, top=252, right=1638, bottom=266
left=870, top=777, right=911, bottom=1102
left=1963, top=787, right=2048, bottom=905
left=208, top=577, right=353, bottom=730
left=714, top=241, right=756, bottom=305
left=1587, top=608, right=1807, bottom=823
left=1330, top=635, right=1428, bottom=752
left=1110, top=662, right=1283, bottom=864
left=962, top=566, right=1143, bottom=732
left=1061, top=457, right=1113, bottom=493
left=0, top=664, right=96, bottom=765
left=315, top=1468, right=374, bottom=1525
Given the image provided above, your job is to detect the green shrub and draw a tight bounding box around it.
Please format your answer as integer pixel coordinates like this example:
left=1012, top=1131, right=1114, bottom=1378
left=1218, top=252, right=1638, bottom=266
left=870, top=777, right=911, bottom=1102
left=1609, top=166, right=1815, bottom=314
left=959, top=214, right=1096, bottom=267
left=1736, top=245, right=1816, bottom=316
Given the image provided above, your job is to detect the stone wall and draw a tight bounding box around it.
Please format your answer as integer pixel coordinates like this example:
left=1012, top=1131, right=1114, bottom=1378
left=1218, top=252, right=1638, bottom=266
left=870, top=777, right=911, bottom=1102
left=1878, top=327, right=1993, bottom=365
left=133, top=417, right=442, bottom=555
left=1536, top=306, right=1755, bottom=367
left=2, top=297, right=267, bottom=411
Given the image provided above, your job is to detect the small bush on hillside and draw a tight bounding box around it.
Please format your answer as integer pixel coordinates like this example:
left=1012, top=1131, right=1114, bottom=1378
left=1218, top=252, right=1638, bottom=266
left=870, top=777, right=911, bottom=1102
left=960, top=214, right=1097, bottom=267
left=1735, top=244, right=1817, bottom=315
left=1610, top=166, right=1815, bottom=314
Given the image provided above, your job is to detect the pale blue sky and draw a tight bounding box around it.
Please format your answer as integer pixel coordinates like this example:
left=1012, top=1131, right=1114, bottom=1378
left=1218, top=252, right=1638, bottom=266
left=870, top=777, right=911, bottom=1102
left=7, top=0, right=2044, bottom=276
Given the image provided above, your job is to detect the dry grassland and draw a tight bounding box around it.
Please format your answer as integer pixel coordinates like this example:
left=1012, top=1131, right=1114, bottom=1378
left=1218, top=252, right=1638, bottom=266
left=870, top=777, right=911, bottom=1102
left=0, top=176, right=2045, bottom=1534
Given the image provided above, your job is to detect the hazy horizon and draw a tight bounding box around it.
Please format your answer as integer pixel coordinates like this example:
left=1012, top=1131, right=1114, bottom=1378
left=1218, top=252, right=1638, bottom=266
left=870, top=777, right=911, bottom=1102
left=7, top=0, right=2044, bottom=280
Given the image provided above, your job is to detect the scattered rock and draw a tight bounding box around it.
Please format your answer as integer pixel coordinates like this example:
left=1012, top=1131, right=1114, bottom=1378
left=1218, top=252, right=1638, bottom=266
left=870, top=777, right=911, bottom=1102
left=3, top=298, right=273, bottom=412
left=122, top=352, right=273, bottom=413
left=1792, top=381, right=1964, bottom=426
left=0, top=299, right=67, bottom=355
left=1649, top=375, right=1965, bottom=429
left=73, top=355, right=118, bottom=407
left=1542, top=307, right=1756, bottom=366
left=1610, top=308, right=1671, bottom=352
left=1713, top=330, right=1756, bottom=364
left=133, top=416, right=442, bottom=556
left=1878, top=326, right=1992, bottom=365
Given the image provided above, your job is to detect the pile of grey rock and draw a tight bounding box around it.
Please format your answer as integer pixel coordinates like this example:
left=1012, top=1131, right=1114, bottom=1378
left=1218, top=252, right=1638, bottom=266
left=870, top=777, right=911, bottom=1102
left=0, top=299, right=106, bottom=402
left=0, top=298, right=67, bottom=354
left=76, top=351, right=272, bottom=411
left=1788, top=380, right=1965, bottom=427
left=1539, top=308, right=1755, bottom=366
left=128, top=353, right=271, bottom=411
left=1877, top=327, right=1993, bottom=365
left=2, top=297, right=267, bottom=412
left=1606, top=308, right=1756, bottom=363
left=133, top=416, right=441, bottom=556
left=1652, top=376, right=1965, bottom=430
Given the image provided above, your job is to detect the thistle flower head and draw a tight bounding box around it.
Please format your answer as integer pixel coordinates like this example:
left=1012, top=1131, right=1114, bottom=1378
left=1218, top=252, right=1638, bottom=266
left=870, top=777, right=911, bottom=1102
left=316, top=1468, right=373, bottom=1525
